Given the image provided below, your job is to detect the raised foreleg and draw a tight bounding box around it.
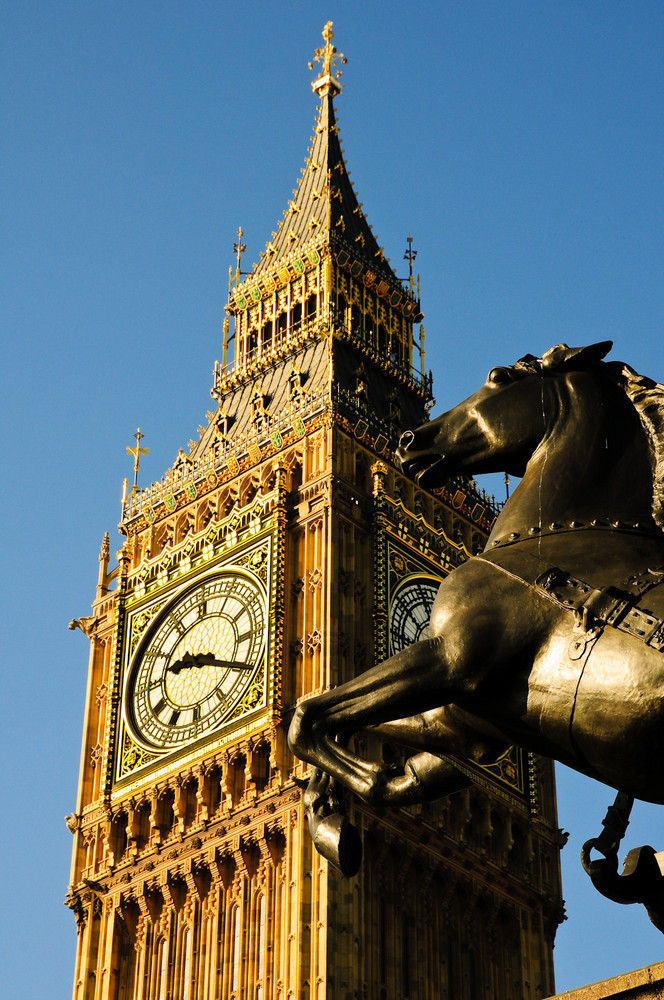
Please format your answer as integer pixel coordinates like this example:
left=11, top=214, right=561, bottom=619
left=371, top=706, right=509, bottom=805
left=288, top=623, right=492, bottom=803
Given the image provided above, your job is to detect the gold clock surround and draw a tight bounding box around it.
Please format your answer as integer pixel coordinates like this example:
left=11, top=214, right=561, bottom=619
left=127, top=569, right=267, bottom=751
left=115, top=528, right=276, bottom=785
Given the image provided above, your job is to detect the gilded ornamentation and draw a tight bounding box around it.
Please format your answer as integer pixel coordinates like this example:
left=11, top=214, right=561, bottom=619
left=225, top=660, right=266, bottom=724
left=129, top=600, right=165, bottom=654
left=236, top=543, right=269, bottom=583
left=119, top=731, right=160, bottom=778
left=308, top=21, right=346, bottom=89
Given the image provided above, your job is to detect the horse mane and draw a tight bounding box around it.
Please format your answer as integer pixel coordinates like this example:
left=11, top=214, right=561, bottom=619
left=604, top=361, right=664, bottom=530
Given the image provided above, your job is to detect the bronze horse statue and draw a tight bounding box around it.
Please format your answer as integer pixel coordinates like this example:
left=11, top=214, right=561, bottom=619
left=288, top=341, right=664, bottom=925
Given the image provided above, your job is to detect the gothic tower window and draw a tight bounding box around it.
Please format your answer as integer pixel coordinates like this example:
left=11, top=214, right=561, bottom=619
left=247, top=314, right=258, bottom=359
left=231, top=906, right=241, bottom=994
left=261, top=318, right=273, bottom=351
left=255, top=894, right=266, bottom=1000
left=401, top=910, right=411, bottom=998
left=181, top=928, right=192, bottom=1000
left=251, top=742, right=271, bottom=793
left=156, top=939, right=168, bottom=1000
left=228, top=754, right=246, bottom=807
left=207, top=765, right=223, bottom=817
left=305, top=292, right=317, bottom=321
left=109, top=811, right=127, bottom=864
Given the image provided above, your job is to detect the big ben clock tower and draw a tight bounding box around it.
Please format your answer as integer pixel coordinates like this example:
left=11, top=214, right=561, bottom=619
left=67, top=24, right=565, bottom=1000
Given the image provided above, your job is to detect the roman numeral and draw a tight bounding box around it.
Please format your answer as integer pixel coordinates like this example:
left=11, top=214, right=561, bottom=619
left=168, top=615, right=185, bottom=636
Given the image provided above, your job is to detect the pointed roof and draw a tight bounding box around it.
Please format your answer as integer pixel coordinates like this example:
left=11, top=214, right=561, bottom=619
left=243, top=23, right=398, bottom=287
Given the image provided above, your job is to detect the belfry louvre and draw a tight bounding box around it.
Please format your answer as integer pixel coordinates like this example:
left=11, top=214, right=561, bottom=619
left=67, top=23, right=564, bottom=1000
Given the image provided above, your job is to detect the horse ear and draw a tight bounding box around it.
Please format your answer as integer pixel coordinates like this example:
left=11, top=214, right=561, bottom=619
left=541, top=341, right=613, bottom=371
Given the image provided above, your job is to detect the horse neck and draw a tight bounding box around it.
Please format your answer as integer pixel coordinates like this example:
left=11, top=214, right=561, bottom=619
left=494, top=373, right=658, bottom=537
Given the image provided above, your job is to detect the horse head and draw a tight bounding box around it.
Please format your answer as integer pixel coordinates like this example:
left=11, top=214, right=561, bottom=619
left=397, top=341, right=615, bottom=488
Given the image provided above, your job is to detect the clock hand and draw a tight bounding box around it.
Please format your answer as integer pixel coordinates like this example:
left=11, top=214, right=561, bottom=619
left=167, top=651, right=253, bottom=674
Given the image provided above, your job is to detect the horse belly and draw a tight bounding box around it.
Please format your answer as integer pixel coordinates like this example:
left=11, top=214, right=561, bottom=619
left=524, top=623, right=590, bottom=760
left=571, top=629, right=664, bottom=801
left=532, top=623, right=664, bottom=803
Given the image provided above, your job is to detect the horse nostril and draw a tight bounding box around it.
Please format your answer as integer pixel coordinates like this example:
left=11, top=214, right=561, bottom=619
left=399, top=430, right=415, bottom=450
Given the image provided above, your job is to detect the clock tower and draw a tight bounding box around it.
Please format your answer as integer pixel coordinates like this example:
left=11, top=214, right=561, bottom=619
left=67, top=24, right=564, bottom=1000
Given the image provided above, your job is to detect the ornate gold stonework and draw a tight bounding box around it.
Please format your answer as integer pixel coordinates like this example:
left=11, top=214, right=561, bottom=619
left=67, top=25, right=564, bottom=1000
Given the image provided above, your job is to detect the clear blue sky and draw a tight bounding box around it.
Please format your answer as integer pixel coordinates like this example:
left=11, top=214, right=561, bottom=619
left=2, top=2, right=663, bottom=995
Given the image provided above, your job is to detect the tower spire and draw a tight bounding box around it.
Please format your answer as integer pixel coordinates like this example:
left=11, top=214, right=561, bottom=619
left=243, top=24, right=392, bottom=285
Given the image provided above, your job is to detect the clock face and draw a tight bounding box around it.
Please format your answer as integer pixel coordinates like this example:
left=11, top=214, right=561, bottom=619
left=128, top=572, right=267, bottom=750
left=389, top=576, right=440, bottom=655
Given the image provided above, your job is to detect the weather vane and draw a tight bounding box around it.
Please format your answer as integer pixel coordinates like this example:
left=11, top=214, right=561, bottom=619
left=126, top=428, right=148, bottom=498
left=309, top=22, right=347, bottom=93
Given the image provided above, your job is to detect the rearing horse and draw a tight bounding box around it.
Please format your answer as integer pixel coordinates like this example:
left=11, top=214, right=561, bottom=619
left=288, top=341, right=664, bottom=908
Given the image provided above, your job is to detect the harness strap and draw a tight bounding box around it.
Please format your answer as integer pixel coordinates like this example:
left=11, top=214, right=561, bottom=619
left=535, top=566, right=664, bottom=650
left=474, top=555, right=664, bottom=651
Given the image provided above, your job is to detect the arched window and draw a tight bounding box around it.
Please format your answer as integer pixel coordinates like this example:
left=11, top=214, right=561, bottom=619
left=228, top=754, right=246, bottom=807
left=157, top=938, right=168, bottom=1000
left=305, top=292, right=317, bottom=321
left=231, top=906, right=241, bottom=994
left=182, top=929, right=192, bottom=1000
left=261, top=319, right=273, bottom=351
left=251, top=743, right=271, bottom=793
left=256, top=895, right=266, bottom=999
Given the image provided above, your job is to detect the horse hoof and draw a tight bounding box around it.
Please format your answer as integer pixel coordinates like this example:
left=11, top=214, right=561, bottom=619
left=312, top=813, right=362, bottom=877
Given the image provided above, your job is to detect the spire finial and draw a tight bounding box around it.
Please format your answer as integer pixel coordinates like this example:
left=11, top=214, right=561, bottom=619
left=233, top=226, right=246, bottom=284
left=126, top=428, right=148, bottom=497
left=404, top=234, right=418, bottom=296
left=309, top=21, right=347, bottom=96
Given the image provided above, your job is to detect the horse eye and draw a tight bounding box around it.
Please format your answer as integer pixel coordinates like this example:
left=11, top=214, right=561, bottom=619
left=488, top=367, right=510, bottom=385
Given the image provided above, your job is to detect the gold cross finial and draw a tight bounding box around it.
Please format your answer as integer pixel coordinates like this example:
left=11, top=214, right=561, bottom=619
left=126, top=428, right=149, bottom=497
left=233, top=226, right=246, bottom=283
left=309, top=22, right=347, bottom=96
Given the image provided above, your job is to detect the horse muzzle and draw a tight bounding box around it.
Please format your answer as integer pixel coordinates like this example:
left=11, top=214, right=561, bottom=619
left=396, top=432, right=450, bottom=486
